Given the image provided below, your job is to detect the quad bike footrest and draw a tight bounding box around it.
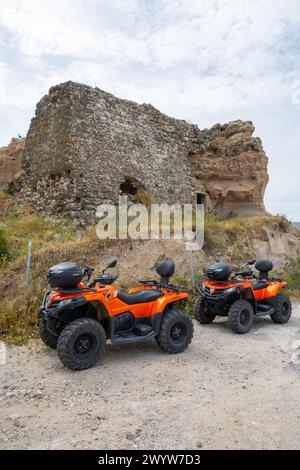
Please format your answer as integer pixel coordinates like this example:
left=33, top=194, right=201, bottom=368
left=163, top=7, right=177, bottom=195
left=256, top=303, right=275, bottom=316
left=111, top=329, right=155, bottom=345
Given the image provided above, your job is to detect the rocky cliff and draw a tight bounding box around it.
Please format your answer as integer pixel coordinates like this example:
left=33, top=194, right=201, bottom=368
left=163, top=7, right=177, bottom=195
left=9, top=81, right=269, bottom=222
left=0, top=138, right=25, bottom=190
left=188, top=121, right=269, bottom=215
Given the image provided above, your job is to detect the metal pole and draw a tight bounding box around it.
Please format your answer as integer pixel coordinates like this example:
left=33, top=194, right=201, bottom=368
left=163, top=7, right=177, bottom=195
left=25, top=240, right=32, bottom=288
left=190, top=250, right=196, bottom=290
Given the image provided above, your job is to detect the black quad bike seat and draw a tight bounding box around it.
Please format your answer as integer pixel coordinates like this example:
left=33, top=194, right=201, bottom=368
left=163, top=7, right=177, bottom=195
left=251, top=280, right=269, bottom=291
left=118, top=289, right=164, bottom=305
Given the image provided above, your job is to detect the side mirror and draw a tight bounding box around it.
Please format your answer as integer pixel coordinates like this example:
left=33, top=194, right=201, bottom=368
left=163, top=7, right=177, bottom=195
left=103, top=258, right=118, bottom=271
left=247, top=260, right=256, bottom=266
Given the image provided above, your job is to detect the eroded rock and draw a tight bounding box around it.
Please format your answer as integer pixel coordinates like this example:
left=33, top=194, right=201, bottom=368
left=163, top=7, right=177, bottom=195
left=0, top=138, right=25, bottom=190
left=188, top=121, right=269, bottom=215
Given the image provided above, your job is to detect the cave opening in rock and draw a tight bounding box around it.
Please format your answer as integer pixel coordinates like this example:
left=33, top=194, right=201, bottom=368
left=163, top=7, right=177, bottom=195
left=119, top=178, right=138, bottom=196
left=196, top=192, right=206, bottom=206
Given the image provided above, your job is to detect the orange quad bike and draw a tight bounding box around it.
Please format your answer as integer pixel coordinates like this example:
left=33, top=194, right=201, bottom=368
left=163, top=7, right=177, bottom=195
left=194, top=259, right=292, bottom=334
left=39, top=259, right=193, bottom=370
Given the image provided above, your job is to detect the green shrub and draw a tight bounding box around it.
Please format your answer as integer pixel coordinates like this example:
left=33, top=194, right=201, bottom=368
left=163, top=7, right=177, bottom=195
left=278, top=261, right=300, bottom=299
left=0, top=228, right=8, bottom=261
left=271, top=260, right=300, bottom=299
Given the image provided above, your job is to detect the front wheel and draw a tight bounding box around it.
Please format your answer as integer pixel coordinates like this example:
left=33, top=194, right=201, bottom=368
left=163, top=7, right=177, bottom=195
left=194, top=297, right=215, bottom=324
left=39, top=319, right=58, bottom=348
left=228, top=300, right=254, bottom=334
left=57, top=318, right=106, bottom=370
left=156, top=308, right=194, bottom=354
left=270, top=293, right=292, bottom=324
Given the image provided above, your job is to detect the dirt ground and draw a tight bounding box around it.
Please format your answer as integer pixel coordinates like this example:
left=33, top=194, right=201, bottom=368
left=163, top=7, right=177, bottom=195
left=0, top=306, right=300, bottom=450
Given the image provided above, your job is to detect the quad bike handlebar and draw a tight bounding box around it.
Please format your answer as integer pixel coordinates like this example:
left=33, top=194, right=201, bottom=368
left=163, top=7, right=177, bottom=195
left=240, top=259, right=256, bottom=268
left=83, top=266, right=94, bottom=280
left=138, top=279, right=191, bottom=293
left=82, top=257, right=118, bottom=282
left=138, top=280, right=157, bottom=285
left=231, top=259, right=256, bottom=279
left=168, top=283, right=191, bottom=293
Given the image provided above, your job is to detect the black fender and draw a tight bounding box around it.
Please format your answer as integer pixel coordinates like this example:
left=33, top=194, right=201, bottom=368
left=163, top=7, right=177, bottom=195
left=157, top=299, right=188, bottom=328
left=234, top=286, right=256, bottom=311
left=41, top=297, right=111, bottom=336
left=58, top=299, right=111, bottom=332
left=163, top=297, right=188, bottom=311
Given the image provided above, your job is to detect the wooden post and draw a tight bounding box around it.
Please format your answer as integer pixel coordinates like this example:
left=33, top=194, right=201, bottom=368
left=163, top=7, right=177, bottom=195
left=25, top=240, right=32, bottom=288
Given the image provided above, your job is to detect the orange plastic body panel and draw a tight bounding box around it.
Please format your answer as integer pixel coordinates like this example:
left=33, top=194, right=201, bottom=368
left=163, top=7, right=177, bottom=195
left=203, top=279, right=287, bottom=301
left=252, top=281, right=287, bottom=301
left=48, top=284, right=188, bottom=318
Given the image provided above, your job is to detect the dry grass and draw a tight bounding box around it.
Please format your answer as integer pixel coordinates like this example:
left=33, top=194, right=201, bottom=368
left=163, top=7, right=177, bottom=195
left=0, top=191, right=13, bottom=219
left=0, top=195, right=76, bottom=262
left=203, top=212, right=293, bottom=261
left=136, top=187, right=156, bottom=208
left=0, top=282, right=45, bottom=344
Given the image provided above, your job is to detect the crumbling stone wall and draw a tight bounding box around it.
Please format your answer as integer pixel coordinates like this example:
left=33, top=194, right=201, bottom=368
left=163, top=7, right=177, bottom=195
left=11, top=81, right=269, bottom=222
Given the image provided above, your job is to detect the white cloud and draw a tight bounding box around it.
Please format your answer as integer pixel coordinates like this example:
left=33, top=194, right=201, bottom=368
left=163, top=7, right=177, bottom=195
left=0, top=61, right=8, bottom=105
left=0, top=0, right=150, bottom=63
left=0, top=0, right=297, bottom=112
left=0, top=0, right=299, bottom=114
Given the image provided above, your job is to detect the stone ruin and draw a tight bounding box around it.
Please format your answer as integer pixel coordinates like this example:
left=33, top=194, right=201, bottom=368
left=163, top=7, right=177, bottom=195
left=4, top=81, right=269, bottom=223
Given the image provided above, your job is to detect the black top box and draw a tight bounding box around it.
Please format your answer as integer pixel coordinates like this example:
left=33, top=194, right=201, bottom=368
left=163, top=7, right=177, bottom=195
left=47, top=262, right=83, bottom=289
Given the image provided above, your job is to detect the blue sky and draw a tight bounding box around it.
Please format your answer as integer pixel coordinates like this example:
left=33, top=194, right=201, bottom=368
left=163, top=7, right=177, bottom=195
left=0, top=0, right=299, bottom=219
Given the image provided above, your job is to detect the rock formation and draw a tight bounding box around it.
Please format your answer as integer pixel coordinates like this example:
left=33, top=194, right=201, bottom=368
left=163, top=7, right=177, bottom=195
left=10, top=81, right=269, bottom=222
left=0, top=138, right=25, bottom=190
left=188, top=121, right=269, bottom=215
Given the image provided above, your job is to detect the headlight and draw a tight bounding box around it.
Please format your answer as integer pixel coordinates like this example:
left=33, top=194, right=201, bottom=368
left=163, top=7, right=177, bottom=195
left=225, top=287, right=237, bottom=294
left=56, top=299, right=73, bottom=312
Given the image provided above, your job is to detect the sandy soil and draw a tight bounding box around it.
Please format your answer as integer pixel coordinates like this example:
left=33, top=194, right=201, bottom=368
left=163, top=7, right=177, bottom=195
left=0, top=306, right=300, bottom=450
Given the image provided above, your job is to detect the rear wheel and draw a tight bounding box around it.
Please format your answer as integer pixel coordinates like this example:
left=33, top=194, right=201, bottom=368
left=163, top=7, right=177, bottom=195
left=270, top=293, right=292, bottom=324
left=194, top=297, right=215, bottom=324
left=156, top=308, right=193, bottom=354
left=57, top=318, right=106, bottom=370
left=228, top=300, right=254, bottom=334
left=39, top=319, right=58, bottom=349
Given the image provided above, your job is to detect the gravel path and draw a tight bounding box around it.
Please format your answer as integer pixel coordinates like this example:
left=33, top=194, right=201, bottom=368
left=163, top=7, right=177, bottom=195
left=1, top=306, right=300, bottom=450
